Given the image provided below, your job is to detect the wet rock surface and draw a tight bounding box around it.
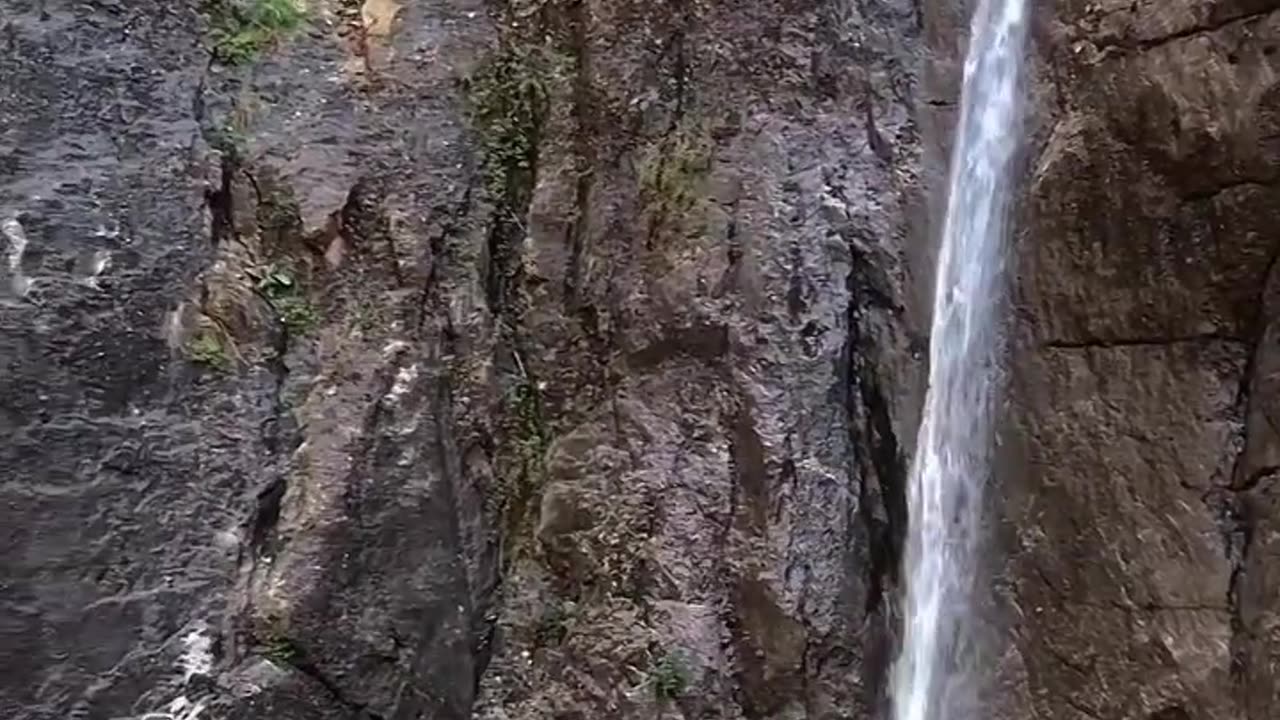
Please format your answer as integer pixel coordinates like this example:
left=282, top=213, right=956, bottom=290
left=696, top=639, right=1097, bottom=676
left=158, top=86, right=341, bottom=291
left=978, top=0, right=1280, bottom=718
left=2, top=0, right=1278, bottom=718
left=2, top=0, right=924, bottom=718
left=468, top=0, right=927, bottom=717
left=2, top=0, right=499, bottom=717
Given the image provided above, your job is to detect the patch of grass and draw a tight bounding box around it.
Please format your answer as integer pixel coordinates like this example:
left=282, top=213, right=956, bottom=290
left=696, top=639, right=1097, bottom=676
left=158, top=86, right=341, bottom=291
left=275, top=295, right=318, bottom=335
left=579, top=501, right=651, bottom=600
left=463, top=42, right=568, bottom=208
left=207, top=0, right=306, bottom=66
left=187, top=331, right=232, bottom=371
left=650, top=649, right=691, bottom=701
left=256, top=265, right=317, bottom=336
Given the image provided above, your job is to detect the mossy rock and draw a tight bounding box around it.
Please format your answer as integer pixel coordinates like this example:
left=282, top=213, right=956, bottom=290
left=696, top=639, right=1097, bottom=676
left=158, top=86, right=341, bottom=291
left=206, top=0, right=307, bottom=66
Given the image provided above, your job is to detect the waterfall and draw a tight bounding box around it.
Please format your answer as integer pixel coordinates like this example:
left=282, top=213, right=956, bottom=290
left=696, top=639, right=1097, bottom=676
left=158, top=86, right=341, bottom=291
left=890, top=1, right=1029, bottom=720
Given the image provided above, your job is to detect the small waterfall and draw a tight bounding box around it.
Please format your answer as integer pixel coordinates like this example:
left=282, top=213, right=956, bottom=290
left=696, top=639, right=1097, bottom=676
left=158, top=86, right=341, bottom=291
left=890, top=2, right=1029, bottom=720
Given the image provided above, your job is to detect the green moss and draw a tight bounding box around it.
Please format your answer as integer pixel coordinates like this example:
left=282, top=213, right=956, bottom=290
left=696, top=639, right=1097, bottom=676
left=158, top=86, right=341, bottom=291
left=639, top=120, right=713, bottom=239
left=187, top=331, right=232, bottom=371
left=263, top=631, right=299, bottom=664
left=651, top=649, right=691, bottom=700
left=463, top=43, right=568, bottom=208
left=256, top=615, right=301, bottom=665
left=513, top=380, right=550, bottom=474
left=256, top=265, right=317, bottom=336
left=207, top=0, right=306, bottom=66
left=499, top=375, right=551, bottom=560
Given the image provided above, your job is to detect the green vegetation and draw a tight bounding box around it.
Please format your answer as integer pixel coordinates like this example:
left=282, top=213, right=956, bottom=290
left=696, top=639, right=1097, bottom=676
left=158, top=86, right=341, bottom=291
left=512, top=378, right=550, bottom=476
left=498, top=371, right=552, bottom=562
left=351, top=299, right=381, bottom=334
left=639, top=120, right=713, bottom=239
left=256, top=265, right=317, bottom=336
left=463, top=43, right=567, bottom=207
left=187, top=331, right=232, bottom=371
left=465, top=30, right=569, bottom=564
left=209, top=123, right=249, bottom=158
left=263, top=629, right=299, bottom=665
left=257, top=187, right=301, bottom=233
left=207, top=0, right=306, bottom=65
left=650, top=649, right=691, bottom=700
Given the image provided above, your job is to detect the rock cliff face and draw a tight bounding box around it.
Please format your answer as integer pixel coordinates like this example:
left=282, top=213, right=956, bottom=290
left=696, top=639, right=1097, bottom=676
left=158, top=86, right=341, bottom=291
left=990, top=1, right=1280, bottom=719
left=0, top=0, right=1275, bottom=720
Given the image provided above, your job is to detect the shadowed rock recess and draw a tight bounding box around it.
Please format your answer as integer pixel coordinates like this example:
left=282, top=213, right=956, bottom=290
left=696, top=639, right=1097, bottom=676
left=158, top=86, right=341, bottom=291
left=0, top=1, right=1275, bottom=720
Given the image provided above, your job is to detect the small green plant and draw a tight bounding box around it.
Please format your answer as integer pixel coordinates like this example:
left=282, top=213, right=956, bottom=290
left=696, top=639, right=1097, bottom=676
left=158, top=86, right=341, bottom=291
left=256, top=265, right=317, bottom=336
left=263, top=630, right=299, bottom=664
left=350, top=299, right=382, bottom=334
left=276, top=295, right=317, bottom=335
left=188, top=331, right=231, bottom=371
left=463, top=43, right=567, bottom=207
left=207, top=0, right=306, bottom=65
left=650, top=650, right=691, bottom=700
left=497, top=366, right=552, bottom=561
left=209, top=123, right=248, bottom=157
left=512, top=379, right=550, bottom=473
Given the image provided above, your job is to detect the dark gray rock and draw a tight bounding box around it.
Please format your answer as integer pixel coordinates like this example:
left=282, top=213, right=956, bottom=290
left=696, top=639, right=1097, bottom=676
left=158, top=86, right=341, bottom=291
left=3, top=0, right=928, bottom=717
left=1, top=0, right=500, bottom=717
left=12, top=0, right=1278, bottom=719
left=1, top=2, right=241, bottom=718
left=966, top=2, right=1280, bottom=718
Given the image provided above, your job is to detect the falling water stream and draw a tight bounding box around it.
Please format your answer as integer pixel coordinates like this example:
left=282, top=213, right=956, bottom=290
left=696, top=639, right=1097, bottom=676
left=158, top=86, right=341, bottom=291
left=890, top=2, right=1029, bottom=720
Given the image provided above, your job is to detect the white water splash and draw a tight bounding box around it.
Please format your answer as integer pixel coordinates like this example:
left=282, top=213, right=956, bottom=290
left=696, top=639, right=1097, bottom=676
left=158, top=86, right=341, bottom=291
left=129, top=625, right=216, bottom=720
left=891, top=2, right=1029, bottom=720
left=2, top=214, right=32, bottom=297
left=179, top=628, right=215, bottom=683
left=138, top=696, right=207, bottom=720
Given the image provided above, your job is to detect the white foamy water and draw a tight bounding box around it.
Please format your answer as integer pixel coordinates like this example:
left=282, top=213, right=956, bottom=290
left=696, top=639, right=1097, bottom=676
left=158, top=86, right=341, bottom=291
left=890, top=1, right=1029, bottom=720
